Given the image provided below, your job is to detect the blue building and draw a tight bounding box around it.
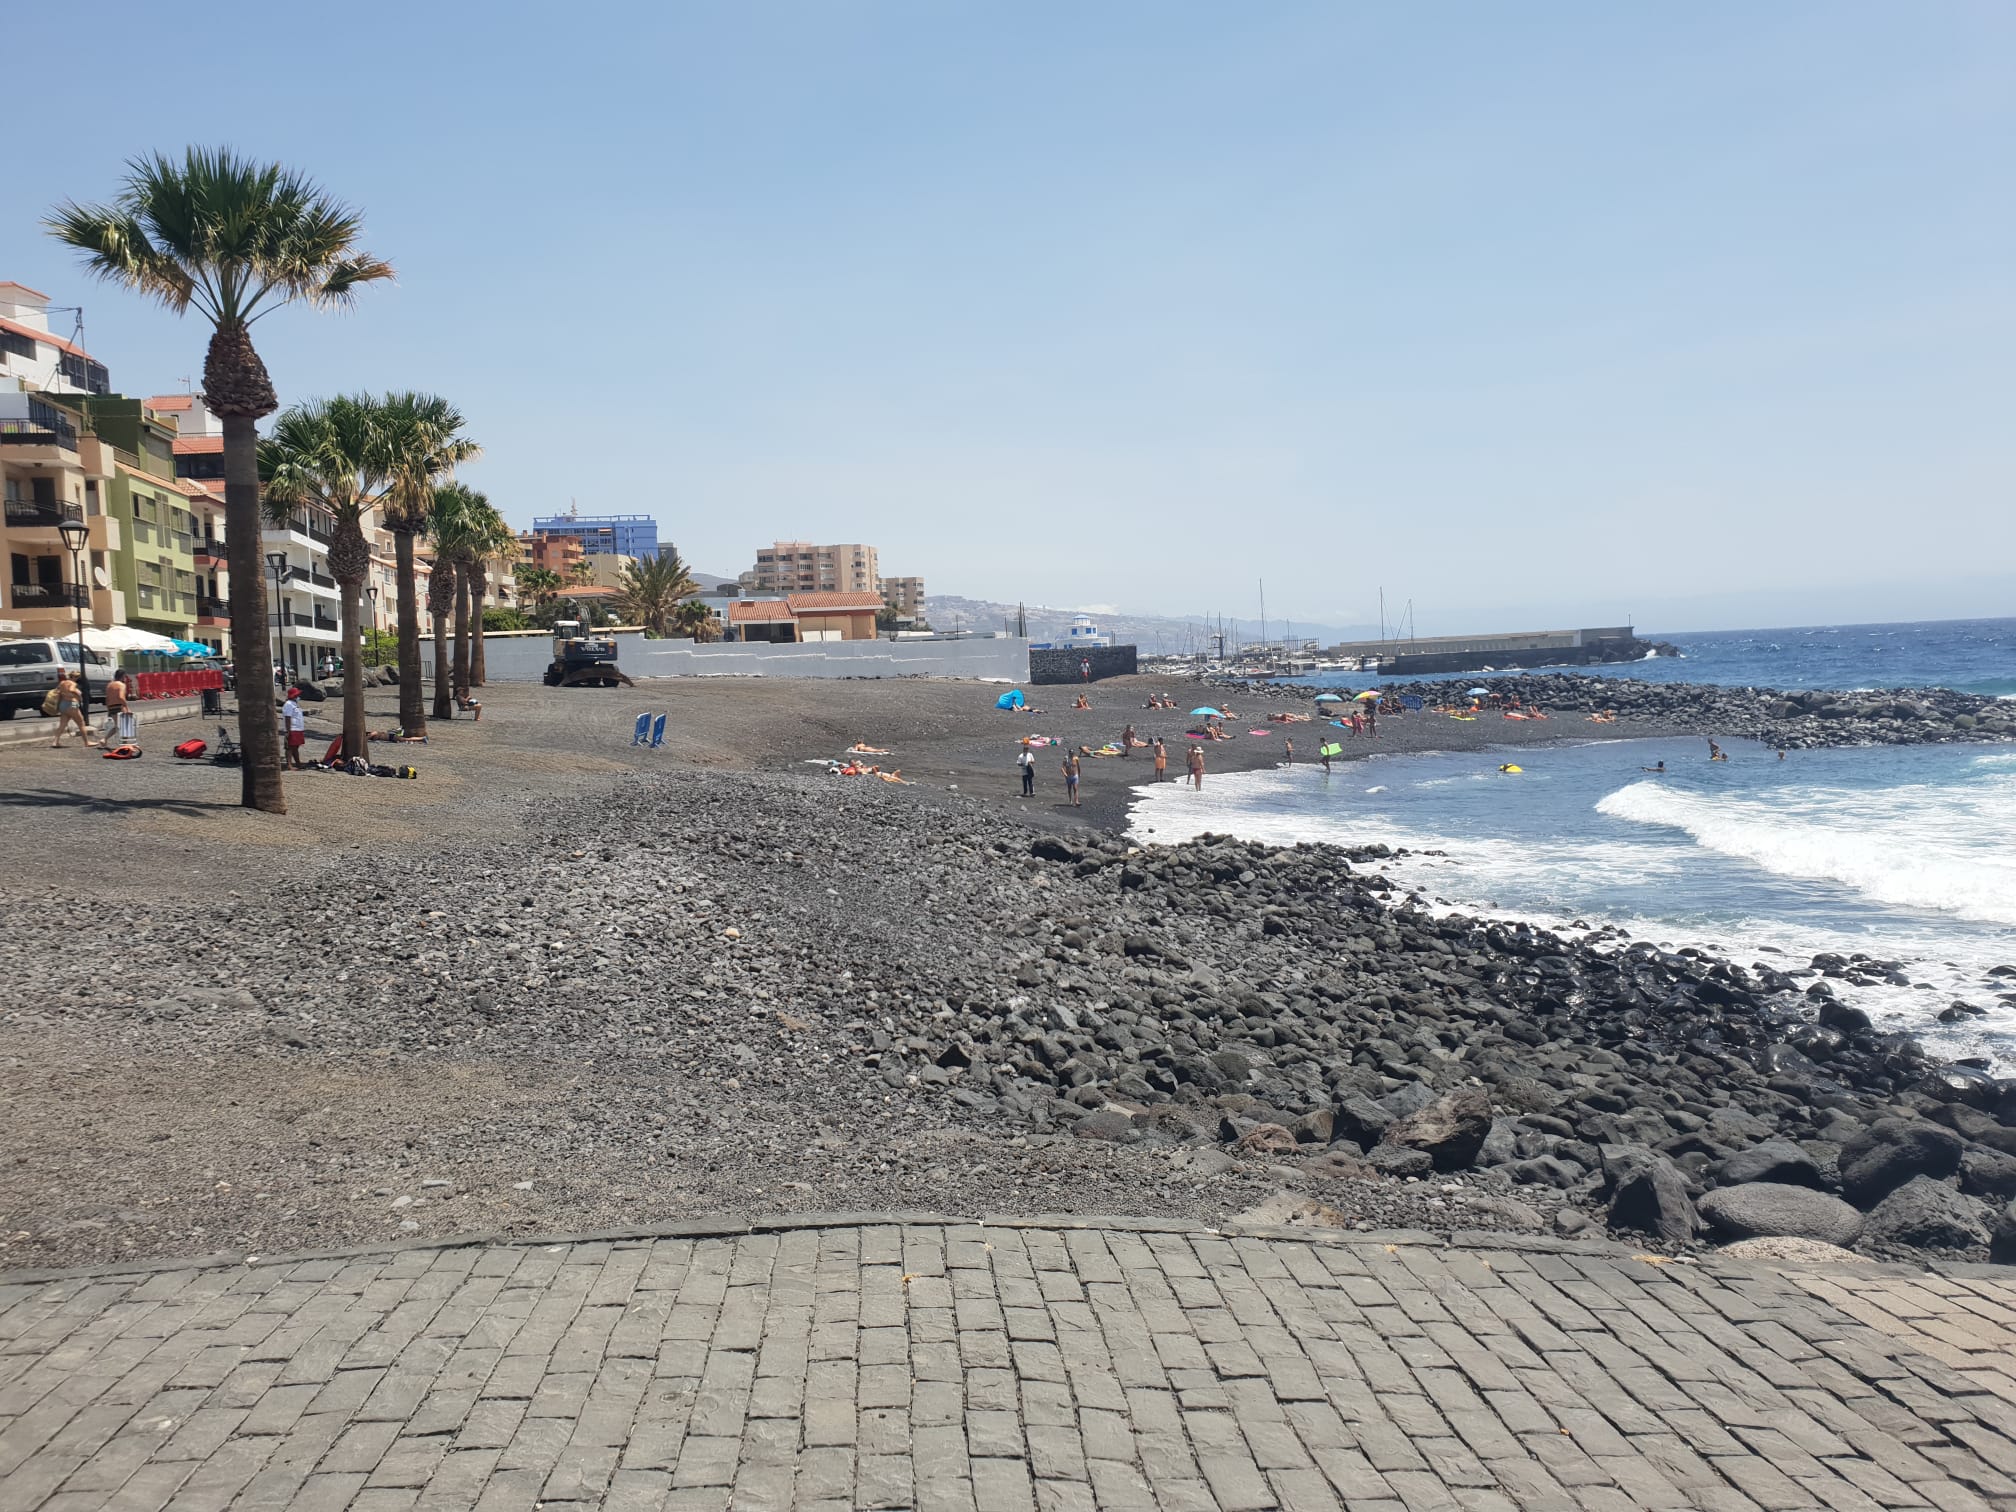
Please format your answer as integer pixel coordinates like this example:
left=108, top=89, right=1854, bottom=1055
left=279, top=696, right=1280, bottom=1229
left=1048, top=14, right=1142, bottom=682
left=530, top=512, right=660, bottom=560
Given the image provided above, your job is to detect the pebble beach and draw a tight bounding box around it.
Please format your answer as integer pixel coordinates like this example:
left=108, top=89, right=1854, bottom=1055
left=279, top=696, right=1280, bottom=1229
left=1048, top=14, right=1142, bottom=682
left=2, top=673, right=2012, bottom=1277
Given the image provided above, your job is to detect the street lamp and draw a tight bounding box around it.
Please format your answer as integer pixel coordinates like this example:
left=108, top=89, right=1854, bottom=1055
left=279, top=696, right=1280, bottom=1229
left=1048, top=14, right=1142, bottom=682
left=57, top=517, right=91, bottom=713
left=266, top=551, right=289, bottom=684
left=366, top=584, right=379, bottom=667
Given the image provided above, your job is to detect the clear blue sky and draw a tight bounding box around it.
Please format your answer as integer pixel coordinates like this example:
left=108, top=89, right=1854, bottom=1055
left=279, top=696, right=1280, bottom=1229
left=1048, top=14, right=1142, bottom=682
left=6, top=2, right=2010, bottom=634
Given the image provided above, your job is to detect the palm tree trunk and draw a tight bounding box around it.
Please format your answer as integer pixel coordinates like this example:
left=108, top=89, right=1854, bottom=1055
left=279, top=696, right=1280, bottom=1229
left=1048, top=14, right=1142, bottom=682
left=451, top=558, right=471, bottom=700
left=327, top=515, right=371, bottom=763
left=430, top=564, right=454, bottom=721
left=470, top=563, right=488, bottom=688
left=394, top=528, right=426, bottom=736
left=222, top=412, right=285, bottom=814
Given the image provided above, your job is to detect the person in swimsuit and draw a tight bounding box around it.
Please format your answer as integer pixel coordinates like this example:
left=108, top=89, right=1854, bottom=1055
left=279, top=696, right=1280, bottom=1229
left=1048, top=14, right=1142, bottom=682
left=101, top=670, right=129, bottom=743
left=1061, top=750, right=1081, bottom=806
left=1153, top=737, right=1167, bottom=781
left=1121, top=722, right=1136, bottom=756
left=51, top=672, right=95, bottom=748
left=1188, top=744, right=1205, bottom=789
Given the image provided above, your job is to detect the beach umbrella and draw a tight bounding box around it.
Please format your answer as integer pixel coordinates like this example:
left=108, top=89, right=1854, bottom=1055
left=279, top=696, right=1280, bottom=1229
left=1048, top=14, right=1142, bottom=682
left=1354, top=690, right=1380, bottom=701
left=995, top=689, right=1025, bottom=710
left=169, top=639, right=216, bottom=657
left=1313, top=692, right=1343, bottom=703
left=1467, top=687, right=1489, bottom=697
left=1190, top=707, right=1221, bottom=717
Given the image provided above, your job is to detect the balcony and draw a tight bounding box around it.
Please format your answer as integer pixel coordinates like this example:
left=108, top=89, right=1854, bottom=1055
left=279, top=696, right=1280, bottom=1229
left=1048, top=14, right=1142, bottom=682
left=4, top=498, right=85, bottom=528
left=195, top=536, right=225, bottom=559
left=0, top=397, right=80, bottom=452
left=197, top=595, right=230, bottom=621
left=7, top=581, right=89, bottom=610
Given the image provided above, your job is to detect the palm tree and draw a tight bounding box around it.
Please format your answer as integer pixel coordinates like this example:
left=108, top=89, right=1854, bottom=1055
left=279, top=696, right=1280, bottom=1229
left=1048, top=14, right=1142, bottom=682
left=258, top=395, right=394, bottom=762
left=568, top=557, right=597, bottom=588
left=426, top=484, right=481, bottom=720
left=514, top=565, right=561, bottom=618
left=673, top=598, right=721, bottom=642
left=47, top=148, right=393, bottom=814
left=380, top=393, right=478, bottom=736
left=615, top=549, right=699, bottom=637
left=469, top=506, right=518, bottom=687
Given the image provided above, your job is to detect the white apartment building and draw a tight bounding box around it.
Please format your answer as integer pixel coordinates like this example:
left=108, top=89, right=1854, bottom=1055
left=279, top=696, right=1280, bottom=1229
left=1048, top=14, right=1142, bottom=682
left=0, top=282, right=111, bottom=397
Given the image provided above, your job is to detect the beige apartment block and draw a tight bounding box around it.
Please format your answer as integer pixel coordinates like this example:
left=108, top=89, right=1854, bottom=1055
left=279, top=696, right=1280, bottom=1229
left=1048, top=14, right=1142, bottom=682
left=739, top=539, right=881, bottom=596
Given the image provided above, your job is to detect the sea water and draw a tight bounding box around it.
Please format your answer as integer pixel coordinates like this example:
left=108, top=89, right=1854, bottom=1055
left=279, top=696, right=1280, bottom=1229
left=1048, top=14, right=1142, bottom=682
left=1273, top=616, right=2016, bottom=697
left=1131, top=737, right=2016, bottom=1068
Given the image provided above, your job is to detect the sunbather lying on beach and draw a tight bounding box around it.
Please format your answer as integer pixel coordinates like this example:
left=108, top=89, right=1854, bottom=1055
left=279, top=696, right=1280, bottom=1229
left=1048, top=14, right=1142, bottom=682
left=846, top=743, right=892, bottom=754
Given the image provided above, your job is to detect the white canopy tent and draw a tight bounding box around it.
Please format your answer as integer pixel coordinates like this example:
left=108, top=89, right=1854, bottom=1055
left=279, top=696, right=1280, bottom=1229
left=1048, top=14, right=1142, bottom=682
left=60, top=626, right=184, bottom=655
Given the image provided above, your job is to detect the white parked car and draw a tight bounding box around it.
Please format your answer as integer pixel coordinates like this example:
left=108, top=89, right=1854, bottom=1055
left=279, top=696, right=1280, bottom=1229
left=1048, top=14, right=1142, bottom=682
left=0, top=637, right=113, bottom=718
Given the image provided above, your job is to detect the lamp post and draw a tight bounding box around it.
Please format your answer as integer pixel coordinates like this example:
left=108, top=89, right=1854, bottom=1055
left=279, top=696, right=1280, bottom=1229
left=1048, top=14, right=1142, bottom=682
left=366, top=583, right=379, bottom=667
left=57, top=517, right=91, bottom=714
left=266, top=551, right=289, bottom=685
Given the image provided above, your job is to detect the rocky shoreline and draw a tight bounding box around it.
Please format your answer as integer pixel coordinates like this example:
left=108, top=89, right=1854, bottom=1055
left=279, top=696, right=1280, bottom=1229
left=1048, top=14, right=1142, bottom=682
left=9, top=753, right=2011, bottom=1273
left=1206, top=670, right=2016, bottom=751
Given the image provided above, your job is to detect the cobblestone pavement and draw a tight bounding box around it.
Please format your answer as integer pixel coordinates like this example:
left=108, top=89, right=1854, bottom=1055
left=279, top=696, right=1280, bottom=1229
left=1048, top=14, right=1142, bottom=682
left=3, top=1219, right=2014, bottom=1512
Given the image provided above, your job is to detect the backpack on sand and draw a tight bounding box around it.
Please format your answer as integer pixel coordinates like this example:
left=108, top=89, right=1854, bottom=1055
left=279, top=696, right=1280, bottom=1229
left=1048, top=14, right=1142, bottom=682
left=173, top=738, right=207, bottom=760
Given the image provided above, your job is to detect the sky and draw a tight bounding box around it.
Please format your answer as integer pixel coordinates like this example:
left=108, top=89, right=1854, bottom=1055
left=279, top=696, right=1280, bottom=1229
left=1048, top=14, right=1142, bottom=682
left=4, top=1, right=2011, bottom=635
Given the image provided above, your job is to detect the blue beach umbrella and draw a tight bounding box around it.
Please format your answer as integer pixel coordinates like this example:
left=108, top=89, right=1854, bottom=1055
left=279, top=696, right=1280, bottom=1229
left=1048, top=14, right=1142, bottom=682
left=1313, top=692, right=1343, bottom=703
left=1190, top=707, right=1221, bottom=717
left=995, top=689, right=1025, bottom=710
left=1467, top=687, right=1489, bottom=697
left=170, top=639, right=216, bottom=657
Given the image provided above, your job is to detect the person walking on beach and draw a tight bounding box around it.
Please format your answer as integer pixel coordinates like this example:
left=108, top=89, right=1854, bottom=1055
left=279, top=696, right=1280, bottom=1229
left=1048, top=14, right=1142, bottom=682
left=101, top=669, right=130, bottom=745
left=1187, top=744, right=1205, bottom=789
left=1080, top=658, right=1091, bottom=682
left=1061, top=750, right=1081, bottom=806
left=281, top=689, right=307, bottom=769
left=1017, top=742, right=1036, bottom=796
left=51, top=672, right=95, bottom=748
left=1121, top=722, right=1136, bottom=756
left=1283, top=737, right=1293, bottom=764
left=1153, top=737, right=1167, bottom=781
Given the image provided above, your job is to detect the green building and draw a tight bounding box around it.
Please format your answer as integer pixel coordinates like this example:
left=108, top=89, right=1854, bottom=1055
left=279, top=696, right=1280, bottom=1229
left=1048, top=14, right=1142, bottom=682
left=48, top=395, right=200, bottom=642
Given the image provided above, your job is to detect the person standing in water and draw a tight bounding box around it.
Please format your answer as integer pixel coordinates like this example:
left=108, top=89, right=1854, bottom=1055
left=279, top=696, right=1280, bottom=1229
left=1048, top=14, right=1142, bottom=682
left=1187, top=744, right=1205, bottom=789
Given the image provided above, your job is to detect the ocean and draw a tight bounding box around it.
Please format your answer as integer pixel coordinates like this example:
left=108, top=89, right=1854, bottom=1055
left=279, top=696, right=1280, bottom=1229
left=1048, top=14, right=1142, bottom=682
left=1140, top=619, right=2016, bottom=1067
left=1273, top=616, right=2016, bottom=698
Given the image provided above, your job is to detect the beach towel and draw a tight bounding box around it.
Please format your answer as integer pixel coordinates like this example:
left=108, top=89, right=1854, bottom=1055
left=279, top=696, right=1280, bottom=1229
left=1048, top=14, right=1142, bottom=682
left=1320, top=743, right=1343, bottom=758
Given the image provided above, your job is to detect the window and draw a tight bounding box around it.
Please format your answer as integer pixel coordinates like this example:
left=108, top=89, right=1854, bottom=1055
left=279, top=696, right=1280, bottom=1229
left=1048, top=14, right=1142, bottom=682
left=0, top=329, right=36, bottom=361
left=176, top=453, right=225, bottom=480
left=0, top=642, right=53, bottom=666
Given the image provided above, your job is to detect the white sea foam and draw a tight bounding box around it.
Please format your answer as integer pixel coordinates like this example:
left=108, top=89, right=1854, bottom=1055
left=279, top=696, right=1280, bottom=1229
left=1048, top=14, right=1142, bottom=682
left=1595, top=778, right=2016, bottom=926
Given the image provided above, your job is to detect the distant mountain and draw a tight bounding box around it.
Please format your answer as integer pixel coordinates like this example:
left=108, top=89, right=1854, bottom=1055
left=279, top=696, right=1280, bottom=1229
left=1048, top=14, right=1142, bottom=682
left=924, top=595, right=1382, bottom=651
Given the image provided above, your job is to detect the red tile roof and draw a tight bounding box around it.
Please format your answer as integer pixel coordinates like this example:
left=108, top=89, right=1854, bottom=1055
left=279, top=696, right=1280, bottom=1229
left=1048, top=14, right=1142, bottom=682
left=148, top=395, right=194, bottom=412
left=729, top=599, right=796, bottom=624
left=785, top=591, right=885, bottom=612
left=172, top=434, right=224, bottom=454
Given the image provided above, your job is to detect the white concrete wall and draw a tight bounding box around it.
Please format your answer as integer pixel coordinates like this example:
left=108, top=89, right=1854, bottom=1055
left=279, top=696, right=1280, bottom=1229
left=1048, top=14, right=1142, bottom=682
left=477, top=630, right=1029, bottom=682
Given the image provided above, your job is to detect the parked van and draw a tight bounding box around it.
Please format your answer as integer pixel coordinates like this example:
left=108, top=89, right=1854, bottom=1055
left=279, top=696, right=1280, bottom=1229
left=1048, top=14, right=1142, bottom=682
left=0, top=637, right=113, bottom=719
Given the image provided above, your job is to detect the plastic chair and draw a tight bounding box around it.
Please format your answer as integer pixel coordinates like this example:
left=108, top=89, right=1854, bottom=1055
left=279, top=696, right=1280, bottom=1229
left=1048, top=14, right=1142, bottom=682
left=650, top=714, right=667, bottom=748
left=631, top=713, right=652, bottom=746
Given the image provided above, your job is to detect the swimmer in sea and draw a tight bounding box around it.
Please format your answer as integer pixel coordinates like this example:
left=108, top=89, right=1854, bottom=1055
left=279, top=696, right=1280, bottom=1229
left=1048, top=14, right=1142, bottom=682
left=1641, top=761, right=1666, bottom=773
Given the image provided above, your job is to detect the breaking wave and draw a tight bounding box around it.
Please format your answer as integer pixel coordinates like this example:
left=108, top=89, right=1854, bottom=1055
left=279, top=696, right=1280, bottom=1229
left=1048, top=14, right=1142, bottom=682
left=1596, top=778, right=2016, bottom=926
